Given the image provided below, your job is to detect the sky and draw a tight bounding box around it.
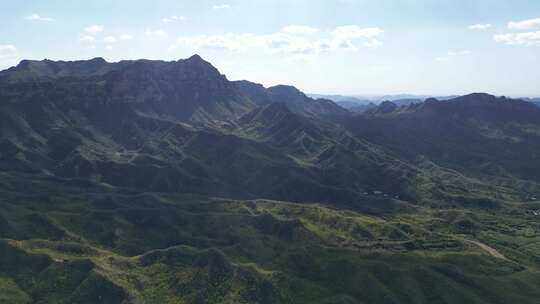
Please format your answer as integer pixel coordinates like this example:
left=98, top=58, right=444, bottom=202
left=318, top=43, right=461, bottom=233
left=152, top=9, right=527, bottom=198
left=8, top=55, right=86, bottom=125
left=1, top=0, right=540, bottom=96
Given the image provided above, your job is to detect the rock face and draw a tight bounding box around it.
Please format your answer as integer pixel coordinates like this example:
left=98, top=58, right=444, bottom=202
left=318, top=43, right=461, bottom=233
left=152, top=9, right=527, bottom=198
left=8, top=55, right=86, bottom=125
left=0, top=55, right=256, bottom=125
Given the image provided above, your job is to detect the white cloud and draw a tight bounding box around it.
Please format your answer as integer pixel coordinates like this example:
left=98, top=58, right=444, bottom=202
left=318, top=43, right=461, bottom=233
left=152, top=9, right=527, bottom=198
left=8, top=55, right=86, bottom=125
left=282, top=25, right=320, bottom=34
left=0, top=45, right=17, bottom=58
left=213, top=4, right=231, bottom=9
left=0, top=45, right=18, bottom=69
left=508, top=18, right=540, bottom=30
left=496, top=17, right=540, bottom=46
left=79, top=35, right=96, bottom=42
left=264, top=33, right=318, bottom=55
left=332, top=26, right=384, bottom=39
left=329, top=26, right=384, bottom=50
left=24, top=13, right=54, bottom=22
left=145, top=29, right=168, bottom=38
left=334, top=39, right=358, bottom=51
left=105, top=45, right=113, bottom=50
left=171, top=25, right=385, bottom=58
left=84, top=25, right=104, bottom=35
left=314, top=39, right=332, bottom=52
left=103, top=36, right=117, bottom=43
left=120, top=34, right=133, bottom=40
left=435, top=50, right=471, bottom=62
left=469, top=24, right=492, bottom=30
left=494, top=31, right=540, bottom=46
left=173, top=32, right=320, bottom=56
left=364, top=39, right=382, bottom=49
left=162, top=15, right=185, bottom=23
left=448, top=50, right=471, bottom=56
left=174, top=33, right=259, bottom=52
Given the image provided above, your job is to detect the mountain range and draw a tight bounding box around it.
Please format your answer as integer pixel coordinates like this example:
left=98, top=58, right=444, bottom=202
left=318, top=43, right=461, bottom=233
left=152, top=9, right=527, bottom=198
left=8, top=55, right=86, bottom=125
left=1, top=56, right=540, bottom=304
left=315, top=93, right=540, bottom=113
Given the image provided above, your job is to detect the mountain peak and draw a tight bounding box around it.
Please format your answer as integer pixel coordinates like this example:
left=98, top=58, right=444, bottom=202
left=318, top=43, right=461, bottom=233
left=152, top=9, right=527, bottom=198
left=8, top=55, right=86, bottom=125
left=16, top=59, right=37, bottom=68
left=185, top=54, right=207, bottom=64
left=88, top=57, right=108, bottom=64
left=458, top=92, right=498, bottom=102
left=235, top=81, right=348, bottom=117
left=234, top=80, right=265, bottom=90
left=445, top=93, right=529, bottom=109
left=179, top=54, right=222, bottom=75
left=366, top=101, right=398, bottom=115
left=268, top=85, right=305, bottom=98
left=16, top=57, right=108, bottom=68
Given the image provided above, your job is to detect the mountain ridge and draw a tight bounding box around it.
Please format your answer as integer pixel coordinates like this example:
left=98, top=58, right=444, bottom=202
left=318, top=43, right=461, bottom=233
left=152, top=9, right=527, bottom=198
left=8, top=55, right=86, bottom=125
left=233, top=80, right=349, bottom=117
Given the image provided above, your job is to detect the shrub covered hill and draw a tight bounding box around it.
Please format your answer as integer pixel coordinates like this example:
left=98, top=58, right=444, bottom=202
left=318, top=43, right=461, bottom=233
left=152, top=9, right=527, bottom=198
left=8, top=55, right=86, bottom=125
left=1, top=55, right=540, bottom=303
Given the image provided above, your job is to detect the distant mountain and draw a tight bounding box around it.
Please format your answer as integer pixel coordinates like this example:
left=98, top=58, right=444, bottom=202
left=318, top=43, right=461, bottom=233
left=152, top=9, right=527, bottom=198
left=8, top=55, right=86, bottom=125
left=376, top=94, right=428, bottom=101
left=310, top=94, right=422, bottom=112
left=377, top=94, right=459, bottom=102
left=308, top=94, right=373, bottom=105
left=310, top=93, right=427, bottom=103
left=364, top=101, right=400, bottom=115
left=346, top=93, right=540, bottom=182
left=310, top=93, right=459, bottom=106
left=356, top=98, right=422, bottom=112
left=391, top=98, right=423, bottom=106
left=336, top=101, right=377, bottom=113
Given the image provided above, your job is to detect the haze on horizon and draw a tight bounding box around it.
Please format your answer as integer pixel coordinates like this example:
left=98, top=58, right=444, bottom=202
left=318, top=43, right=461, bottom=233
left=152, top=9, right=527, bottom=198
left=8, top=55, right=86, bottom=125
left=1, top=0, right=539, bottom=97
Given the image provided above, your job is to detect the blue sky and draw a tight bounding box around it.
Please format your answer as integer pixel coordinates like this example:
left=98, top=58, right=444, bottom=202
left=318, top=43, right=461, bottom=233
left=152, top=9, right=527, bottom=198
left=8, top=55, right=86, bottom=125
left=1, top=0, right=539, bottom=96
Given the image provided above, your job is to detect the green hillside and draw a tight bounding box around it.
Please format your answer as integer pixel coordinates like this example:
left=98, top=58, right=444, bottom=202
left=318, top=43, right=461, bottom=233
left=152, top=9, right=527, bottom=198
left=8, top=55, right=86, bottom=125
left=1, top=57, right=540, bottom=303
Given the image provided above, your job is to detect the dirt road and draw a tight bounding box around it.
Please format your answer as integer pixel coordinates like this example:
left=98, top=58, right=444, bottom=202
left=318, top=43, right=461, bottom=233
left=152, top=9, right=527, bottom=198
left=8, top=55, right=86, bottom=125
left=465, top=240, right=508, bottom=260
